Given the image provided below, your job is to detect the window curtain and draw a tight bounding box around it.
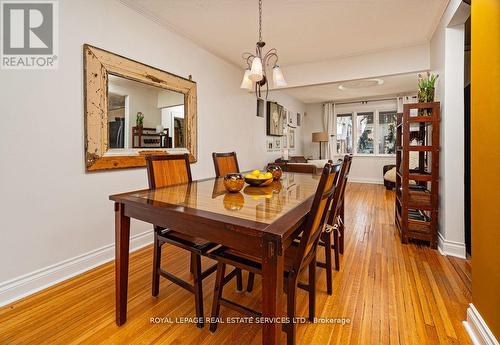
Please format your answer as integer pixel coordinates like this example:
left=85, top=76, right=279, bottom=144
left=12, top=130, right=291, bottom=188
left=323, top=102, right=335, bottom=160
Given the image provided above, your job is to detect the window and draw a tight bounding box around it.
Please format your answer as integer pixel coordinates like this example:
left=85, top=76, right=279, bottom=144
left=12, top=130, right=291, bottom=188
left=378, top=111, right=397, bottom=154
left=336, top=113, right=353, bottom=154
left=356, top=112, right=374, bottom=154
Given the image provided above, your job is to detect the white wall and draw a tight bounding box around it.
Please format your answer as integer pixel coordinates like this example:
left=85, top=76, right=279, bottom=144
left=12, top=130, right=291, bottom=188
left=0, top=0, right=304, bottom=305
left=303, top=100, right=397, bottom=184
left=430, top=0, right=470, bottom=258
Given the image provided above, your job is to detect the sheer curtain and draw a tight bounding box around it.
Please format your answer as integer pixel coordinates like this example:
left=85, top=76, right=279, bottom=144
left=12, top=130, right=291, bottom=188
left=323, top=102, right=335, bottom=160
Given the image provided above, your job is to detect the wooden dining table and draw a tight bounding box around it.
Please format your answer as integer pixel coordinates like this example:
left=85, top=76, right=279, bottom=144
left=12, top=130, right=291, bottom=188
left=109, top=172, right=321, bottom=345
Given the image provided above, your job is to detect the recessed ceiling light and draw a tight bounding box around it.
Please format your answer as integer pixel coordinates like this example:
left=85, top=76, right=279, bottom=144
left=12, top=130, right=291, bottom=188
left=338, top=79, right=384, bottom=91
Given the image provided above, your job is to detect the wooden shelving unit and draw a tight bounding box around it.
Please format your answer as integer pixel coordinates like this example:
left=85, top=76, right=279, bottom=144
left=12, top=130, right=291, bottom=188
left=395, top=102, right=440, bottom=248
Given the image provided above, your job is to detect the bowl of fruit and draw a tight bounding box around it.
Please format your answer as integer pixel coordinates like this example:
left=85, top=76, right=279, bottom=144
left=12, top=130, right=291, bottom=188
left=244, top=170, right=274, bottom=187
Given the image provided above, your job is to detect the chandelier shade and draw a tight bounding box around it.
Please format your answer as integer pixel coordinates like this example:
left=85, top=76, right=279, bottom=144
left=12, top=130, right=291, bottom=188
left=272, top=66, right=287, bottom=87
left=249, top=57, right=263, bottom=82
left=240, top=69, right=253, bottom=90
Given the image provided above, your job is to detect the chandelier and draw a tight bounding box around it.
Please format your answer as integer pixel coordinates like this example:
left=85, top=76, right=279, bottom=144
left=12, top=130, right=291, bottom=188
left=240, top=0, right=287, bottom=98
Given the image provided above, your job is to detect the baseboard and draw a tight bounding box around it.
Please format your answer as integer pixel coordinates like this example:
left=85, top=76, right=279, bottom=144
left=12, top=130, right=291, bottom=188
left=463, top=304, right=500, bottom=345
left=437, top=232, right=466, bottom=259
left=0, top=229, right=153, bottom=307
left=348, top=177, right=384, bottom=185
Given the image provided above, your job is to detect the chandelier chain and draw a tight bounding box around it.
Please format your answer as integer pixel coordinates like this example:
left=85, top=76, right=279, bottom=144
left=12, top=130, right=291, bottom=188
left=258, top=0, right=262, bottom=42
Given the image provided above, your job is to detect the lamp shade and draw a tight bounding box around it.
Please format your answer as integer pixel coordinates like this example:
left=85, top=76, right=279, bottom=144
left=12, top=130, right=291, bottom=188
left=249, top=57, right=263, bottom=82
left=272, top=65, right=287, bottom=87
left=240, top=69, right=253, bottom=90
left=312, top=132, right=329, bottom=142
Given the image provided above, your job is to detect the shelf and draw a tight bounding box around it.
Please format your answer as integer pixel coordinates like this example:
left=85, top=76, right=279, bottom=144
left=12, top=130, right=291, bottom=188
left=408, top=172, right=433, bottom=181
left=407, top=146, right=434, bottom=151
left=407, top=116, right=438, bottom=123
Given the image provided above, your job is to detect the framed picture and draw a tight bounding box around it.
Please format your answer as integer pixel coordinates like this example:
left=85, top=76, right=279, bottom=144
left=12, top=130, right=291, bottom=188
left=289, top=129, right=295, bottom=149
left=257, top=98, right=265, bottom=117
left=266, top=138, right=274, bottom=151
left=267, top=102, right=284, bottom=136
left=283, top=134, right=288, bottom=148
left=297, top=113, right=301, bottom=126
left=274, top=137, right=281, bottom=150
left=287, top=110, right=297, bottom=128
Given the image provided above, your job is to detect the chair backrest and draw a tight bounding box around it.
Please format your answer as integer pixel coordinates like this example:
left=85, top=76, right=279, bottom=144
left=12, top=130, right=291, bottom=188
left=327, top=154, right=353, bottom=224
left=212, top=152, right=240, bottom=177
left=145, top=154, right=192, bottom=189
left=293, top=161, right=342, bottom=270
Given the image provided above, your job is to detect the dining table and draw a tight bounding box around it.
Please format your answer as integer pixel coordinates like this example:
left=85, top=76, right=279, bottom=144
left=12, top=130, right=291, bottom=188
left=109, top=172, right=321, bottom=345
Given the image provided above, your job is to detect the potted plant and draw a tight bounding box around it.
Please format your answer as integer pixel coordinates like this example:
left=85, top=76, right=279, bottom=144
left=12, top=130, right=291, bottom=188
left=136, top=112, right=144, bottom=128
left=418, top=72, right=439, bottom=115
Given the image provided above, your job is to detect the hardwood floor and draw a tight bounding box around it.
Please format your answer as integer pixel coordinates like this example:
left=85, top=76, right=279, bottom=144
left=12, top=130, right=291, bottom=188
left=0, top=183, right=471, bottom=344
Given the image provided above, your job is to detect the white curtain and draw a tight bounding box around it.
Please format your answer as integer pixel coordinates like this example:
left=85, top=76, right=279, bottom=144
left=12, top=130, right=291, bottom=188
left=323, top=102, right=335, bottom=160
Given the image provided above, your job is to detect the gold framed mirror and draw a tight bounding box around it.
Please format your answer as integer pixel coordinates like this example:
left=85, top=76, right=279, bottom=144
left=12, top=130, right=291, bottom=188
left=83, top=44, right=197, bottom=171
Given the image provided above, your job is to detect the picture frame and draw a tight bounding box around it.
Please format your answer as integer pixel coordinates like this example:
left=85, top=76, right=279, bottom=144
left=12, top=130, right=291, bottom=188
left=266, top=101, right=284, bottom=136
left=297, top=113, right=301, bottom=126
left=287, top=110, right=297, bottom=128
left=257, top=98, right=265, bottom=117
left=266, top=138, right=274, bottom=151
left=289, top=129, right=296, bottom=149
left=274, top=137, right=281, bottom=150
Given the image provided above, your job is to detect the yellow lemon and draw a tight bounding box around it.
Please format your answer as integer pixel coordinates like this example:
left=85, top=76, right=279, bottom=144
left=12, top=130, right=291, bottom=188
left=252, top=170, right=260, bottom=176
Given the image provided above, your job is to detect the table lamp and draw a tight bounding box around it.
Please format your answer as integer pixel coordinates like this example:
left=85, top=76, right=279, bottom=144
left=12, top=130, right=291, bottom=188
left=312, top=132, right=328, bottom=159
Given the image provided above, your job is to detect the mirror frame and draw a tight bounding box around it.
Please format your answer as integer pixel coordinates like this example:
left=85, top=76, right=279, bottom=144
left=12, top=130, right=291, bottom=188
left=83, top=44, right=197, bottom=171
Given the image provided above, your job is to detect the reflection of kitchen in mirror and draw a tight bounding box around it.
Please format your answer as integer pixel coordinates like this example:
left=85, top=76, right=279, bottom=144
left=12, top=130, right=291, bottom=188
left=107, top=74, right=185, bottom=149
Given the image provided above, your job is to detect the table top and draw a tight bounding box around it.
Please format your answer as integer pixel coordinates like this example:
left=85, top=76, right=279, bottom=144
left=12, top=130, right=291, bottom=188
left=110, top=172, right=321, bottom=235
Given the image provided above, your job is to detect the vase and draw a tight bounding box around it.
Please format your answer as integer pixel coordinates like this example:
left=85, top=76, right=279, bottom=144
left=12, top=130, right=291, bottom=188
left=266, top=165, right=283, bottom=180
left=223, top=173, right=244, bottom=192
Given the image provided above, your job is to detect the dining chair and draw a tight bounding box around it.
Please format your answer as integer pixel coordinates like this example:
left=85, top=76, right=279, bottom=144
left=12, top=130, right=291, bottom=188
left=336, top=154, right=353, bottom=254
left=316, top=154, right=352, bottom=295
left=208, top=162, right=341, bottom=345
left=146, top=154, right=222, bottom=328
left=212, top=151, right=240, bottom=177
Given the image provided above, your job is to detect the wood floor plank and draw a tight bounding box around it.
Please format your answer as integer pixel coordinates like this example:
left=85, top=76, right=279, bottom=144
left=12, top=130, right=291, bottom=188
left=0, top=183, right=472, bottom=345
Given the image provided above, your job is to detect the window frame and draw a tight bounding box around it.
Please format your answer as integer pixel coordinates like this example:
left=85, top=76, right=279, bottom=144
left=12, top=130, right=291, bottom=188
left=333, top=106, right=397, bottom=157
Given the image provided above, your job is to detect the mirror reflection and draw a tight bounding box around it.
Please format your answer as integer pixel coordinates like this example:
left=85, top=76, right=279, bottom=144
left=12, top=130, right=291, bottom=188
left=107, top=74, right=186, bottom=149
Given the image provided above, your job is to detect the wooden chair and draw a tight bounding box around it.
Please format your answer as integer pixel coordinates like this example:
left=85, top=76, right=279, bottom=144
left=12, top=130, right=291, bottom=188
left=336, top=154, right=353, bottom=254
left=212, top=152, right=240, bottom=177
left=208, top=162, right=341, bottom=345
left=146, top=154, right=222, bottom=328
left=316, top=154, right=353, bottom=294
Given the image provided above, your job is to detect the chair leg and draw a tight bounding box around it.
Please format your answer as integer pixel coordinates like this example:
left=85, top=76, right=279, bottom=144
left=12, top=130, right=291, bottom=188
left=324, top=232, right=333, bottom=295
left=192, top=254, right=204, bottom=328
left=339, top=202, right=345, bottom=254
left=333, top=228, right=340, bottom=272
left=236, top=268, right=243, bottom=292
left=209, top=263, right=226, bottom=333
left=190, top=253, right=195, bottom=274
left=247, top=272, right=255, bottom=292
left=286, top=277, right=297, bottom=345
left=152, top=233, right=162, bottom=297
left=308, top=256, right=316, bottom=322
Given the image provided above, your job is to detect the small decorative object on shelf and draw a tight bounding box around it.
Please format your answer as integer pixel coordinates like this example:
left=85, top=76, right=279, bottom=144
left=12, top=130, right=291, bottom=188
left=266, top=165, right=283, bottom=180
left=417, top=72, right=439, bottom=116
left=395, top=101, right=440, bottom=249
left=136, top=112, right=144, bottom=127
left=223, top=173, right=245, bottom=193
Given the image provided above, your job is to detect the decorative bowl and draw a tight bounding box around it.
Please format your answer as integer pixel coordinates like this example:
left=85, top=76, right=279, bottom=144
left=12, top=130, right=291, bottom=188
left=223, top=173, right=244, bottom=192
left=244, top=177, right=274, bottom=187
left=266, top=165, right=283, bottom=180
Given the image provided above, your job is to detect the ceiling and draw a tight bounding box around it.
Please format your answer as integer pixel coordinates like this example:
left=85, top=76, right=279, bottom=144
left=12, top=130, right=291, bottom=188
left=281, top=73, right=421, bottom=103
left=120, top=0, right=448, bottom=67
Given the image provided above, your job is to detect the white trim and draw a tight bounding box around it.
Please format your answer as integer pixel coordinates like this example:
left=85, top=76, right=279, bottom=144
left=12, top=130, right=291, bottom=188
left=0, top=230, right=153, bottom=307
left=463, top=304, right=500, bottom=345
left=348, top=177, right=384, bottom=185
left=437, top=232, right=466, bottom=259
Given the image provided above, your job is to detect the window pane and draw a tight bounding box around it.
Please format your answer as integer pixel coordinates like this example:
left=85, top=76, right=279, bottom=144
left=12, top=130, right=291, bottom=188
left=336, top=113, right=353, bottom=154
left=356, top=112, right=374, bottom=154
left=379, top=111, right=397, bottom=154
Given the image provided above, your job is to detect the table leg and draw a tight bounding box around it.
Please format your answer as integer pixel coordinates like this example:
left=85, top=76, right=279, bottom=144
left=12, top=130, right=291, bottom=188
left=261, top=237, right=284, bottom=345
left=115, top=202, right=130, bottom=326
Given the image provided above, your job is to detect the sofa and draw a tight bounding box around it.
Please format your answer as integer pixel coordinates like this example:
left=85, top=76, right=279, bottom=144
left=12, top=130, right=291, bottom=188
left=270, top=156, right=332, bottom=174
